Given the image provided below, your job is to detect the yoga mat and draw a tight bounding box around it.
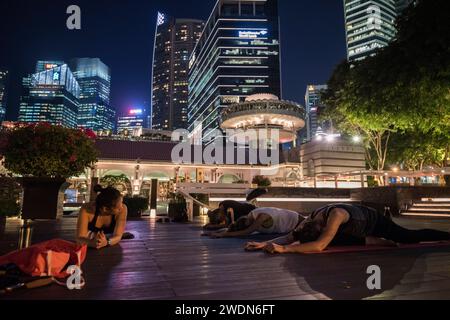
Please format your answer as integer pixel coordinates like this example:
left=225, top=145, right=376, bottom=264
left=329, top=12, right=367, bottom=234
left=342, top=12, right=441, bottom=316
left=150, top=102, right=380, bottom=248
left=307, top=241, right=450, bottom=254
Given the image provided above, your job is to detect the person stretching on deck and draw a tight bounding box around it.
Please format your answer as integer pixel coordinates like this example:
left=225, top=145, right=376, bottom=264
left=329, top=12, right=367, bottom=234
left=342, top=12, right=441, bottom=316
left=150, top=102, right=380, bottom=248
left=245, top=203, right=450, bottom=254
left=76, top=185, right=129, bottom=250
left=207, top=207, right=304, bottom=238
left=203, top=200, right=257, bottom=231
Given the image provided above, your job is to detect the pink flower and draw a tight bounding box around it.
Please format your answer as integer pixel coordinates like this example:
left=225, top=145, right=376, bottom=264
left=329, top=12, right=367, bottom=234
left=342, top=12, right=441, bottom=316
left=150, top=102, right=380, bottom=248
left=84, top=129, right=97, bottom=139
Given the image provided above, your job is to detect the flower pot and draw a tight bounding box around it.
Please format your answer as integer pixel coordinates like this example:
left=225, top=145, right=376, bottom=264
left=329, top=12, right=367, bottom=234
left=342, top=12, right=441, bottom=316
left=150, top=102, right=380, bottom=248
left=20, top=178, right=68, bottom=220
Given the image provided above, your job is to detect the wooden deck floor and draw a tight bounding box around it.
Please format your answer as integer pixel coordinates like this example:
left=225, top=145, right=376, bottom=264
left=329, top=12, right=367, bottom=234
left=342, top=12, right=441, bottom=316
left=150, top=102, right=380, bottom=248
left=1, top=216, right=450, bottom=300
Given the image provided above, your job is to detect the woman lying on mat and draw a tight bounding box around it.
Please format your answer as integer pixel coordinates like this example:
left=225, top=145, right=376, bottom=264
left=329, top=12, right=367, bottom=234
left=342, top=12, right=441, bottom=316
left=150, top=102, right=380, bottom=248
left=203, top=200, right=257, bottom=231
left=206, top=207, right=304, bottom=238
left=77, top=185, right=133, bottom=250
left=245, top=203, right=450, bottom=254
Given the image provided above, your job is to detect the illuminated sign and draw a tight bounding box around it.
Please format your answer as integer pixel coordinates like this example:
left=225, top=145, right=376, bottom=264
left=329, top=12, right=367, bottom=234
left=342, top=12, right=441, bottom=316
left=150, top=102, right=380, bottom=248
left=53, top=72, right=60, bottom=81
left=129, top=109, right=143, bottom=115
left=238, top=30, right=268, bottom=39
left=45, top=64, right=58, bottom=70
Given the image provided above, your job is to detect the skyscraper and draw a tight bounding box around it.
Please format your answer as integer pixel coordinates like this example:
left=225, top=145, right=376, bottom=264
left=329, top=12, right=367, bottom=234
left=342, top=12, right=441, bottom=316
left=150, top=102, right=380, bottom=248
left=19, top=62, right=80, bottom=128
left=70, top=58, right=116, bottom=133
left=305, top=85, right=328, bottom=141
left=343, top=0, right=397, bottom=62
left=188, top=0, right=281, bottom=144
left=151, top=12, right=204, bottom=131
left=35, top=60, right=65, bottom=73
left=117, top=108, right=148, bottom=136
left=0, top=69, right=8, bottom=122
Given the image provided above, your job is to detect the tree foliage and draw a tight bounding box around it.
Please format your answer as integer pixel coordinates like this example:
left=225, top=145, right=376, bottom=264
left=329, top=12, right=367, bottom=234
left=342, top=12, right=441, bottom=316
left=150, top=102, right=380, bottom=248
left=322, top=0, right=450, bottom=175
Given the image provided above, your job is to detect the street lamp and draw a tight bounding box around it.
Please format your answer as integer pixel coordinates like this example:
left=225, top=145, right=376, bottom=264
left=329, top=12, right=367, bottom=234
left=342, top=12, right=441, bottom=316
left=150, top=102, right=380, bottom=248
left=352, top=136, right=361, bottom=143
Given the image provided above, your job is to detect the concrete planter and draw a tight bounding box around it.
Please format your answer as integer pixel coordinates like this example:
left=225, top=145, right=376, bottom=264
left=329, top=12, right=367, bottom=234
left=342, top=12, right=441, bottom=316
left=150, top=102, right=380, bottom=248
left=20, top=178, right=68, bottom=220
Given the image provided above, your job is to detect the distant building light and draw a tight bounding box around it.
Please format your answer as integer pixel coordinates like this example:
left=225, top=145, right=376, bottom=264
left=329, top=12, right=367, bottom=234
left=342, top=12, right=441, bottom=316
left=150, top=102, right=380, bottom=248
left=352, top=136, right=361, bottom=143
left=129, top=109, right=143, bottom=115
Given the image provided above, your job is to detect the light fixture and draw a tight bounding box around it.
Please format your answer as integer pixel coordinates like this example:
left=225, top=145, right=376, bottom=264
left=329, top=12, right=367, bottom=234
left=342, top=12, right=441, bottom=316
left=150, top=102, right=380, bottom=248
left=352, top=136, right=361, bottom=143
left=150, top=209, right=157, bottom=219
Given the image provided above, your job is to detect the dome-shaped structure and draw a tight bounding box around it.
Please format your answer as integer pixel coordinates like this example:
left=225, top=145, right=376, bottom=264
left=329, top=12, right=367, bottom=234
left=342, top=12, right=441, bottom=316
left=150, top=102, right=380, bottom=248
left=220, top=96, right=306, bottom=144
left=245, top=93, right=279, bottom=102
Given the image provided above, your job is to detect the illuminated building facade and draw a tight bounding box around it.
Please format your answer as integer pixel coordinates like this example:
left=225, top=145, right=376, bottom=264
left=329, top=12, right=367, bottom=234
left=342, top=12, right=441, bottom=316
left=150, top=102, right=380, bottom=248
left=344, top=0, right=397, bottom=62
left=151, top=12, right=204, bottom=131
left=70, top=58, right=115, bottom=133
left=188, top=0, right=281, bottom=144
left=117, top=108, right=149, bottom=136
left=343, top=0, right=417, bottom=62
left=304, top=84, right=328, bottom=142
left=19, top=62, right=80, bottom=128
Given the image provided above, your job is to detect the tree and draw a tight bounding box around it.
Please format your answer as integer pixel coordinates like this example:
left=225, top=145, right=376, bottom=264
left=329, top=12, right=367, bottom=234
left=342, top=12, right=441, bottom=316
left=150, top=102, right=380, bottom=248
left=322, top=0, right=450, bottom=182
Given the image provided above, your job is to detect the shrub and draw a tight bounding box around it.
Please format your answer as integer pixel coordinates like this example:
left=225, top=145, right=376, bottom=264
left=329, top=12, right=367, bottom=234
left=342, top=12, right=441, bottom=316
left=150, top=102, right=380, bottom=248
left=252, top=175, right=272, bottom=187
left=2, top=123, right=98, bottom=178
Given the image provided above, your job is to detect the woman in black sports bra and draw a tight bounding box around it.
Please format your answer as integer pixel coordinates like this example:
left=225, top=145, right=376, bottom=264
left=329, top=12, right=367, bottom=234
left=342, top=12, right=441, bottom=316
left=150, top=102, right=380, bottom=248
left=76, top=185, right=128, bottom=250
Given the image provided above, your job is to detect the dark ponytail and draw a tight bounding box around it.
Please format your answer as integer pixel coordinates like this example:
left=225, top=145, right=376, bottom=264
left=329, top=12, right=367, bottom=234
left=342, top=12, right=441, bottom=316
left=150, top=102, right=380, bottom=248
left=94, top=185, right=122, bottom=212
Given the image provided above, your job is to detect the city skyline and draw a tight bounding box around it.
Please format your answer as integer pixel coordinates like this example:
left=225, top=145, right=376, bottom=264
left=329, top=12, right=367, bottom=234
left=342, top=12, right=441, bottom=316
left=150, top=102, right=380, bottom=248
left=0, top=0, right=347, bottom=123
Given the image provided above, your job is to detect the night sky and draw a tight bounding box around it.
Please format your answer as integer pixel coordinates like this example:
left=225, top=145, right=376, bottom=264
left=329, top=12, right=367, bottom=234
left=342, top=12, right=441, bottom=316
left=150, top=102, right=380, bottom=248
left=0, top=0, right=346, bottom=121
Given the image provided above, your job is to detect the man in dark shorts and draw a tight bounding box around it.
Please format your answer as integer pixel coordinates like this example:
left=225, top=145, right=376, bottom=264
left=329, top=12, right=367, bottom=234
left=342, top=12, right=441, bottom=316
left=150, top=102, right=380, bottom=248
left=246, top=203, right=450, bottom=254
left=204, top=200, right=257, bottom=231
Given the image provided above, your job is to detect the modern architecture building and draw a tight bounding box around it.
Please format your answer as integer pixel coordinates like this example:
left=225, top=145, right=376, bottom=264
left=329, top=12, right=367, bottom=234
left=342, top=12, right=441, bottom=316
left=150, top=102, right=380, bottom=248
left=35, top=60, right=65, bottom=73
left=19, top=63, right=80, bottom=128
left=0, top=69, right=8, bottom=122
left=117, top=108, right=150, bottom=136
left=343, top=0, right=397, bottom=61
left=304, top=84, right=328, bottom=142
left=220, top=93, right=305, bottom=146
left=151, top=12, right=204, bottom=131
left=188, top=0, right=281, bottom=144
left=70, top=58, right=115, bottom=133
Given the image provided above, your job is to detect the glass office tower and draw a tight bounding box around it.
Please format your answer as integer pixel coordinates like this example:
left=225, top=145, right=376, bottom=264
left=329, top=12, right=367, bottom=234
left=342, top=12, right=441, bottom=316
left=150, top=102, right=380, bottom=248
left=70, top=58, right=115, bottom=133
left=188, top=0, right=281, bottom=144
left=19, top=63, right=80, bottom=128
left=152, top=12, right=204, bottom=131
left=305, top=84, right=328, bottom=141
left=343, top=0, right=397, bottom=61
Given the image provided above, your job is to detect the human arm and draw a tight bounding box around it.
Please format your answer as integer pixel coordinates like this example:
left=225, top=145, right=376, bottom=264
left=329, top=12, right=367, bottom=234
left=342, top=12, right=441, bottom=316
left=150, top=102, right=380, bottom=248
left=245, top=232, right=296, bottom=251
left=107, top=204, right=128, bottom=247
left=76, top=207, right=99, bottom=249
left=211, top=214, right=265, bottom=238
left=227, top=208, right=235, bottom=224
left=264, top=209, right=348, bottom=254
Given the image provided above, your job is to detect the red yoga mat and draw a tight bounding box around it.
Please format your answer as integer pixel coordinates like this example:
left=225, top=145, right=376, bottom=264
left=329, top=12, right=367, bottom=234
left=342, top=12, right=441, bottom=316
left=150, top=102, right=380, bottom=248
left=307, top=241, right=450, bottom=254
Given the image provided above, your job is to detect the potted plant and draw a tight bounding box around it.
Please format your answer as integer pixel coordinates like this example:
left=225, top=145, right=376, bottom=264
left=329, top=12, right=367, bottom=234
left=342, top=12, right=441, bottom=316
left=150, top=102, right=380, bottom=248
left=1, top=123, right=98, bottom=220
left=252, top=175, right=272, bottom=188
left=123, top=196, right=149, bottom=218
left=168, top=192, right=188, bottom=222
